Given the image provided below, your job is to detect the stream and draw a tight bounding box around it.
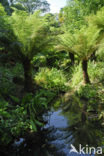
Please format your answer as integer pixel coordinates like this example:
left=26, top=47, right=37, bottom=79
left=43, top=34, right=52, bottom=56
left=11, top=98, right=104, bottom=156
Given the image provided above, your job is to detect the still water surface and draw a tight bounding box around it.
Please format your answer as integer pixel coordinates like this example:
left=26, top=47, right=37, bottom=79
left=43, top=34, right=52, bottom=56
left=12, top=101, right=104, bottom=156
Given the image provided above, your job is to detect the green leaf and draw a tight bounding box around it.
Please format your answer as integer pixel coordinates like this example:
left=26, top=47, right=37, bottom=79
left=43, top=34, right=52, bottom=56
left=30, top=120, right=37, bottom=131
left=0, top=109, right=11, bottom=118
left=10, top=95, right=20, bottom=103
left=35, top=119, right=43, bottom=126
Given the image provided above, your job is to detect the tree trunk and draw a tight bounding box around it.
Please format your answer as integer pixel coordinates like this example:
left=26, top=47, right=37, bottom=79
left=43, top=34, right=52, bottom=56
left=23, top=57, right=34, bottom=92
left=90, top=52, right=97, bottom=62
left=69, top=53, right=74, bottom=65
left=82, top=60, right=90, bottom=84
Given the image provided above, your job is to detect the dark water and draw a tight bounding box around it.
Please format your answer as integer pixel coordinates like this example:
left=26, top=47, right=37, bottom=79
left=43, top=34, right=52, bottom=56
left=7, top=99, right=104, bottom=156
left=43, top=109, right=70, bottom=156
left=42, top=109, right=99, bottom=156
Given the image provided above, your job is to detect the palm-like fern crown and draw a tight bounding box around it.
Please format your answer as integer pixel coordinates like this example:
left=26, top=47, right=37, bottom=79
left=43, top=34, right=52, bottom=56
left=88, top=7, right=104, bottom=30
left=10, top=9, right=51, bottom=59
left=88, top=7, right=104, bottom=59
left=57, top=26, right=100, bottom=60
left=0, top=4, right=15, bottom=51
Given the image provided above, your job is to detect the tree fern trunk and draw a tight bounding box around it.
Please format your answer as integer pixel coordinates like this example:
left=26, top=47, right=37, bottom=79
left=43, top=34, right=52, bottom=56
left=69, top=52, right=74, bottom=65
left=23, top=57, right=34, bottom=92
left=82, top=60, right=90, bottom=84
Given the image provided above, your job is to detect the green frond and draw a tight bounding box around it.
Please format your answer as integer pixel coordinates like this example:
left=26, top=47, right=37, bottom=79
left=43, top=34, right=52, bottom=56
left=88, top=7, right=104, bottom=30
left=57, top=25, right=100, bottom=60
left=10, top=10, right=51, bottom=59
left=0, top=3, right=7, bottom=15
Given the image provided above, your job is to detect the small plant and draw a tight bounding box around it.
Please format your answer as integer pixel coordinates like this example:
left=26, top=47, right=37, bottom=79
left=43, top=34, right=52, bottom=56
left=70, top=63, right=83, bottom=88
left=70, top=61, right=104, bottom=89
left=77, top=84, right=97, bottom=99
left=88, top=62, right=104, bottom=83
left=35, top=67, right=69, bottom=92
left=32, top=53, right=46, bottom=69
left=0, top=90, right=55, bottom=146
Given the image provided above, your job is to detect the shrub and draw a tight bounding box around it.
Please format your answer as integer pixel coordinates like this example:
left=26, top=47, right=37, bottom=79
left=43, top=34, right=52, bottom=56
left=77, top=84, right=97, bottom=99
left=88, top=61, right=104, bottom=83
left=0, top=63, right=24, bottom=95
left=32, top=53, right=46, bottom=69
left=70, top=63, right=83, bottom=88
left=34, top=67, right=69, bottom=92
left=0, top=89, right=56, bottom=146
left=70, top=61, right=104, bottom=89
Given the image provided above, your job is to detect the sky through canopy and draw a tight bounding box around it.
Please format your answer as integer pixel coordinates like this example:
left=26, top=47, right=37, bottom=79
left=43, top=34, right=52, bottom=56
left=47, top=0, right=66, bottom=13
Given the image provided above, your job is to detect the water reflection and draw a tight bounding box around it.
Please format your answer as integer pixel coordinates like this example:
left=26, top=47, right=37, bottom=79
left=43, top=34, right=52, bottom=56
left=42, top=97, right=104, bottom=156
left=4, top=98, right=104, bottom=156
left=43, top=109, right=70, bottom=156
left=61, top=98, right=104, bottom=155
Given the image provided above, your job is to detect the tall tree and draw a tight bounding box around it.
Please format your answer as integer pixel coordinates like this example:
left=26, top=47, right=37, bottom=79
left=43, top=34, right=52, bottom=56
left=60, top=0, right=104, bottom=33
left=58, top=0, right=104, bottom=69
left=0, top=0, right=11, bottom=14
left=0, top=4, right=14, bottom=51
left=44, top=13, right=59, bottom=28
left=9, top=10, right=53, bottom=92
left=10, top=0, right=50, bottom=13
left=76, top=0, right=104, bottom=14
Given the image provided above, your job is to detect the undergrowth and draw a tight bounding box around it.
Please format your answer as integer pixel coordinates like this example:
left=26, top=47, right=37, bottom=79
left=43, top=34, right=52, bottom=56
left=34, top=67, right=70, bottom=92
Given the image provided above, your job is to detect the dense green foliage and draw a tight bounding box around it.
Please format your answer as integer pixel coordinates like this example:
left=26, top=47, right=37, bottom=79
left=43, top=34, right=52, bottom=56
left=1, top=0, right=104, bottom=154
left=11, top=0, right=50, bottom=13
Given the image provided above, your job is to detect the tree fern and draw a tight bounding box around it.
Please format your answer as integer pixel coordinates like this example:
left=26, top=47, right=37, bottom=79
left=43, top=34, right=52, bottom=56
left=9, top=9, right=53, bottom=92
left=57, top=25, right=100, bottom=83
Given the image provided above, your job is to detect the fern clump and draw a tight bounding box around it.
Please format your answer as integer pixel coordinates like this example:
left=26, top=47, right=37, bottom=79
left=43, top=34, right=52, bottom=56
left=35, top=68, right=69, bottom=92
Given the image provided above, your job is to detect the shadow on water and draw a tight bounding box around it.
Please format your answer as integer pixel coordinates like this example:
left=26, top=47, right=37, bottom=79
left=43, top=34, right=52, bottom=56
left=42, top=105, right=104, bottom=156
left=3, top=97, right=104, bottom=156
left=41, top=96, right=104, bottom=156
